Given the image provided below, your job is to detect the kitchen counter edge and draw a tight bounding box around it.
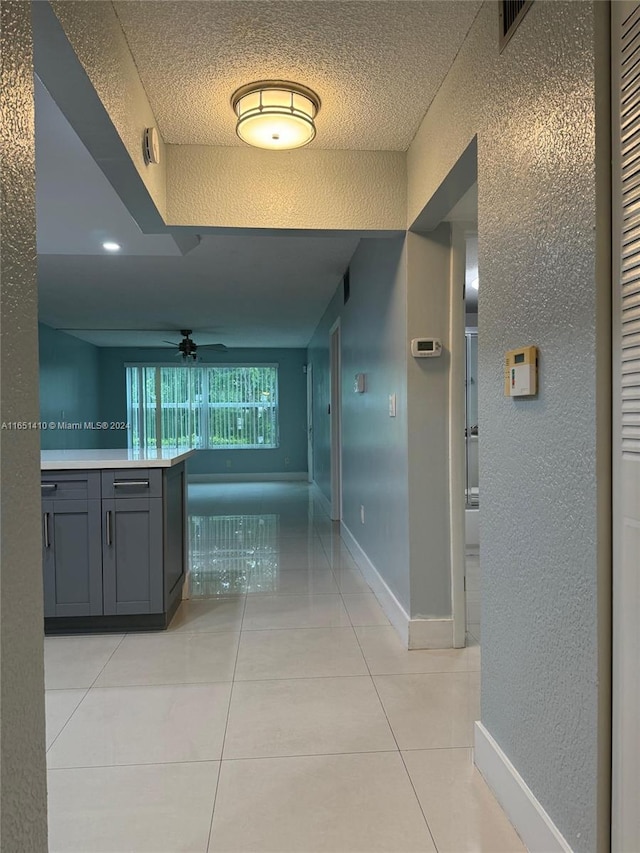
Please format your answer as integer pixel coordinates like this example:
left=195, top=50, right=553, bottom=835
left=41, top=449, right=196, bottom=470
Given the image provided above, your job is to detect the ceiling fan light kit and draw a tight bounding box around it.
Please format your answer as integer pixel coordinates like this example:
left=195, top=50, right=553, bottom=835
left=231, top=80, right=320, bottom=150
left=163, top=330, right=228, bottom=362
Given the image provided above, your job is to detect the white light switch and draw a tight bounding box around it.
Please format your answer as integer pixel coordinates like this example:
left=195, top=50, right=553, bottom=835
left=388, top=394, right=397, bottom=417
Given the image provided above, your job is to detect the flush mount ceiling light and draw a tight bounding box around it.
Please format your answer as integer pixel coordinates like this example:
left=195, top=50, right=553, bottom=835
left=102, top=241, right=121, bottom=252
left=231, top=80, right=321, bottom=150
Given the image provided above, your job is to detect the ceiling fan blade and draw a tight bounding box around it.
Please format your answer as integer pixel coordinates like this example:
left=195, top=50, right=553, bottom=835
left=58, top=328, right=185, bottom=332
left=162, top=341, right=180, bottom=346
left=198, top=343, right=228, bottom=351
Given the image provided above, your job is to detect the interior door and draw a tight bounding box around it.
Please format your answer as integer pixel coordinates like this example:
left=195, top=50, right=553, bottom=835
left=613, top=4, right=640, bottom=849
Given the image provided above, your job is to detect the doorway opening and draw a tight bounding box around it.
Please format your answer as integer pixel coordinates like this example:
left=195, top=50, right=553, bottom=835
left=464, top=232, right=480, bottom=646
left=329, top=320, right=342, bottom=521
left=306, top=363, right=314, bottom=484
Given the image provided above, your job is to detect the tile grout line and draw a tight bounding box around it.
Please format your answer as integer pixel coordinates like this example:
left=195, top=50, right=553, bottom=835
left=45, top=686, right=89, bottom=756
left=48, top=747, right=406, bottom=773
left=350, top=596, right=442, bottom=853
left=45, top=633, right=127, bottom=755
left=50, top=670, right=394, bottom=691
left=205, top=589, right=247, bottom=852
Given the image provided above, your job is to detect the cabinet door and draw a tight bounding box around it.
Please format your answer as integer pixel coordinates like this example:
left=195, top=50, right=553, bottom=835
left=42, top=499, right=103, bottom=617
left=102, top=498, right=163, bottom=615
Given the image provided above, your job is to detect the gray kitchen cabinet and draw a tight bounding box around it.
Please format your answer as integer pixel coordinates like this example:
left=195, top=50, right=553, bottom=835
left=41, top=497, right=103, bottom=618
left=41, top=471, right=103, bottom=619
left=102, top=497, right=163, bottom=615
left=42, top=461, right=188, bottom=633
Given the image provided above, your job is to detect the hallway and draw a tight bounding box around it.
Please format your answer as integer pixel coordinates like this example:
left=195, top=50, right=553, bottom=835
left=44, top=482, right=522, bottom=852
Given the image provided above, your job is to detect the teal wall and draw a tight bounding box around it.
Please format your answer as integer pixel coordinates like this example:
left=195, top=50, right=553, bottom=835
left=37, top=328, right=308, bottom=473
left=308, top=236, right=411, bottom=611
left=38, top=323, right=101, bottom=449
left=98, top=347, right=308, bottom=475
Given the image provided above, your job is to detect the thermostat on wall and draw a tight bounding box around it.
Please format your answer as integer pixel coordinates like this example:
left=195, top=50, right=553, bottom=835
left=504, top=345, right=538, bottom=396
left=411, top=338, right=442, bottom=358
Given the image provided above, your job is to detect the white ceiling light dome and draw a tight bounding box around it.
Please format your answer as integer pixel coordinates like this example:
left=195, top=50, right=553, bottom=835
left=231, top=80, right=321, bottom=150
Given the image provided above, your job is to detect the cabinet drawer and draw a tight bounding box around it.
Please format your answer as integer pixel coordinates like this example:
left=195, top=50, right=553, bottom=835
left=101, top=469, right=162, bottom=499
left=41, top=471, right=101, bottom=501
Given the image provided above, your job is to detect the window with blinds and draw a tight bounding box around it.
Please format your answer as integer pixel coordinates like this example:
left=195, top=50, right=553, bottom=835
left=621, top=5, right=640, bottom=455
left=126, top=365, right=279, bottom=450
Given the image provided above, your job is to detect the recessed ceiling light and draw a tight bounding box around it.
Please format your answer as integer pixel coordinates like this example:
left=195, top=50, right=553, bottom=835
left=102, top=241, right=121, bottom=252
left=231, top=80, right=321, bottom=150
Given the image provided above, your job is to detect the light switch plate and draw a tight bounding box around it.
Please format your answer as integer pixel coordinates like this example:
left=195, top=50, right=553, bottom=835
left=389, top=394, right=397, bottom=417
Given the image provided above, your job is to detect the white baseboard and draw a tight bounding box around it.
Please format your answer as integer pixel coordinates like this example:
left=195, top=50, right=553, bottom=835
left=340, top=521, right=410, bottom=645
left=188, top=472, right=307, bottom=483
left=474, top=722, right=574, bottom=853
left=340, top=522, right=455, bottom=650
left=312, top=482, right=332, bottom=517
left=408, top=617, right=453, bottom=649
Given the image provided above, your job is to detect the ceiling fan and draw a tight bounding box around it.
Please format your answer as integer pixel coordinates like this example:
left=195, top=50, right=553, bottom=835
left=163, top=330, right=228, bottom=361
left=56, top=327, right=228, bottom=356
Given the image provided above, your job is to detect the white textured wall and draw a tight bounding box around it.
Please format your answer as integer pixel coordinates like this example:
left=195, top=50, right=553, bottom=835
left=50, top=0, right=167, bottom=220
left=0, top=2, right=48, bottom=849
left=408, top=3, right=610, bottom=850
left=167, top=146, right=406, bottom=230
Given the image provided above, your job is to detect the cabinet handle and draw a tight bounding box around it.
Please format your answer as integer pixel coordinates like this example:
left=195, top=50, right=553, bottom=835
left=106, top=510, right=113, bottom=546
left=43, top=512, right=50, bottom=549
left=41, top=483, right=57, bottom=490
left=113, top=480, right=149, bottom=488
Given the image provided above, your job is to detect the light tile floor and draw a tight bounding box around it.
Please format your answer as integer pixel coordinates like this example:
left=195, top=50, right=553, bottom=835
left=46, top=482, right=523, bottom=853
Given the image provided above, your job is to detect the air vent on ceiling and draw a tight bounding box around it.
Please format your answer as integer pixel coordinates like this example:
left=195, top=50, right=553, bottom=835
left=499, top=1, right=533, bottom=52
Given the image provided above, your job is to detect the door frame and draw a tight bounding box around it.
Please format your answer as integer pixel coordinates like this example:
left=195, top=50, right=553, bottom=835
left=329, top=319, right=342, bottom=520
left=306, top=363, right=314, bottom=483
left=449, top=222, right=471, bottom=648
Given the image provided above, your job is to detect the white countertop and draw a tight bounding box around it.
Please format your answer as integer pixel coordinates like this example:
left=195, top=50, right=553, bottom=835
left=41, top=448, right=196, bottom=470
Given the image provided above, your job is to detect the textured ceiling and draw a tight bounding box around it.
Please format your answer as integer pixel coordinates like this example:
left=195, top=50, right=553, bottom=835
left=35, top=80, right=360, bottom=347
left=36, top=0, right=481, bottom=348
left=35, top=77, right=179, bottom=257
left=38, top=233, right=360, bottom=348
left=112, top=0, right=481, bottom=150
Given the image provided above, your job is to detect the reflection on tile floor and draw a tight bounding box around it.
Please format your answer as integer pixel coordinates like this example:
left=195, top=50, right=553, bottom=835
left=46, top=482, right=522, bottom=853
